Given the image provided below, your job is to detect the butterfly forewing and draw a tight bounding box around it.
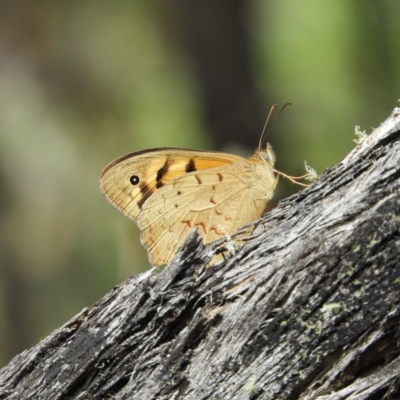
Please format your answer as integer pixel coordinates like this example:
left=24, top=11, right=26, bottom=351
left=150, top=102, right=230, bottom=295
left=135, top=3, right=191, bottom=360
left=99, top=148, right=245, bottom=222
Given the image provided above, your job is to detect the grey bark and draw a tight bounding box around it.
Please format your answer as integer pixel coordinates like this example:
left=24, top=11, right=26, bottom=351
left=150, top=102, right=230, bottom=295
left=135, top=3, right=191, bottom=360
left=1, top=109, right=400, bottom=399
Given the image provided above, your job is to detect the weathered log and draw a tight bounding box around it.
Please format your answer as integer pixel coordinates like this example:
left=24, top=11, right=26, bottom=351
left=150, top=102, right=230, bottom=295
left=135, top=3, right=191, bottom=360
left=1, top=108, right=400, bottom=400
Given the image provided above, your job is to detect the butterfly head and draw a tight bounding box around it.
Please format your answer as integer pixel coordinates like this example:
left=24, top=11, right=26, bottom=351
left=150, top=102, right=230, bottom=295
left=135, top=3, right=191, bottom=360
left=254, top=143, right=276, bottom=167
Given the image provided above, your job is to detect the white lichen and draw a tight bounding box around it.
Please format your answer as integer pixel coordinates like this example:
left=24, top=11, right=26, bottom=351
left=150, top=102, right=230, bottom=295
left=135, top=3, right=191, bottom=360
left=354, top=125, right=368, bottom=144
left=304, top=161, right=318, bottom=182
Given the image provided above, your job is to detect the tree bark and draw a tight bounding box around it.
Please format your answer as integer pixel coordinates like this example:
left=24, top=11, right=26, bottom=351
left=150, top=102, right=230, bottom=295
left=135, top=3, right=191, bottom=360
left=1, top=108, right=400, bottom=400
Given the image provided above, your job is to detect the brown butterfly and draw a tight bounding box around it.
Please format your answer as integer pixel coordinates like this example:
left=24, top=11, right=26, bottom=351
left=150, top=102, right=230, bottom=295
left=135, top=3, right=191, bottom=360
left=100, top=105, right=308, bottom=266
left=99, top=142, right=280, bottom=266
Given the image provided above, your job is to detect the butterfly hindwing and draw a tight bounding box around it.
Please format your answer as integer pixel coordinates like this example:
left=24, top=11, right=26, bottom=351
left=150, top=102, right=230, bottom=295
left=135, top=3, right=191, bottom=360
left=138, top=162, right=267, bottom=266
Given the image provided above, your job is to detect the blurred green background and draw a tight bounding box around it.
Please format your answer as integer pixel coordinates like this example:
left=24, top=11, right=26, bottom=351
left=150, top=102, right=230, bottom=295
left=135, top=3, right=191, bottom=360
left=0, top=1, right=399, bottom=366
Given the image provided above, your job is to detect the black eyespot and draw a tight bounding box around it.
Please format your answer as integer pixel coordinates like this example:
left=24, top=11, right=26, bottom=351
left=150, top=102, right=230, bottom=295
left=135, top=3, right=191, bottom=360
left=130, top=175, right=140, bottom=185
left=177, top=190, right=182, bottom=195
left=175, top=204, right=179, bottom=208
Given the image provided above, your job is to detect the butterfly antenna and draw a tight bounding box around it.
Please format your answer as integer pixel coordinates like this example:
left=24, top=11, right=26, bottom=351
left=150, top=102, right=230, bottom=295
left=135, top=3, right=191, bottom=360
left=278, top=102, right=292, bottom=117
left=259, top=104, right=279, bottom=150
left=259, top=103, right=293, bottom=149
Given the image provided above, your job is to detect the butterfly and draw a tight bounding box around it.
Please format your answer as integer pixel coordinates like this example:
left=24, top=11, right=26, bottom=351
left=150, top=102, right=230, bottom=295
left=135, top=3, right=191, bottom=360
left=99, top=104, right=308, bottom=267
left=100, top=142, right=279, bottom=266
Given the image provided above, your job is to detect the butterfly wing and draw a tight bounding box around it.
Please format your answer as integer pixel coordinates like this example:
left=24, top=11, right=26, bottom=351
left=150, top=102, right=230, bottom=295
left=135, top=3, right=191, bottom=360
left=99, top=147, right=245, bottom=223
left=138, top=162, right=274, bottom=266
